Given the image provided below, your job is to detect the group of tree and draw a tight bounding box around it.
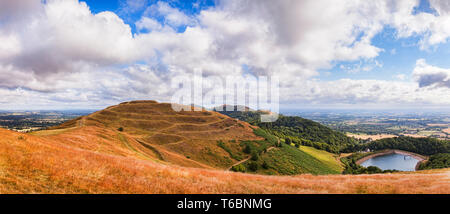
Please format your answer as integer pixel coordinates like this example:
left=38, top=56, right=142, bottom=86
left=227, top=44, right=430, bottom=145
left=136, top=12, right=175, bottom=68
left=216, top=109, right=359, bottom=154
left=359, top=136, right=450, bottom=156
left=418, top=153, right=450, bottom=170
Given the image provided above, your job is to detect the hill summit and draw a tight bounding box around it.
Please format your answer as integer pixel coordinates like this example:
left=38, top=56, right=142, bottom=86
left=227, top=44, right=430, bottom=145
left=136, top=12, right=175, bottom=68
left=44, top=100, right=263, bottom=169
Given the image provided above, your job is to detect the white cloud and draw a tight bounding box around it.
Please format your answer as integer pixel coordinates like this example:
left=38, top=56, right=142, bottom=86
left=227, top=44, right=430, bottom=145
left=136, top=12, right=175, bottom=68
left=394, top=74, right=407, bottom=80
left=136, top=17, right=163, bottom=32
left=413, top=58, right=450, bottom=88
left=0, top=0, right=450, bottom=109
left=144, top=2, right=195, bottom=28
left=389, top=0, right=450, bottom=49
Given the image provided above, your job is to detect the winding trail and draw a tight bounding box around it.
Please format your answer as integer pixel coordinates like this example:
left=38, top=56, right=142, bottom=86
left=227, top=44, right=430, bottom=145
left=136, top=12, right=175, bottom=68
left=227, top=138, right=279, bottom=171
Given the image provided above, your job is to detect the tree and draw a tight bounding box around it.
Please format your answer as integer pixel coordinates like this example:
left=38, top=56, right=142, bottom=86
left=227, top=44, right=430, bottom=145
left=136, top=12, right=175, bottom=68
left=248, top=162, right=258, bottom=171
left=262, top=161, right=269, bottom=169
left=243, top=145, right=252, bottom=154
left=285, top=138, right=291, bottom=145
left=367, top=166, right=383, bottom=174
left=231, top=165, right=246, bottom=172
left=251, top=152, right=259, bottom=161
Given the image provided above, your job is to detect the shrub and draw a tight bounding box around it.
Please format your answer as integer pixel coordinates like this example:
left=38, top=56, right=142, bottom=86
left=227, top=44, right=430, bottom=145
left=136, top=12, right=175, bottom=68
left=262, top=161, right=269, bottom=169
left=231, top=164, right=246, bottom=172
left=251, top=152, right=259, bottom=161
left=243, top=145, right=252, bottom=154
left=248, top=161, right=258, bottom=171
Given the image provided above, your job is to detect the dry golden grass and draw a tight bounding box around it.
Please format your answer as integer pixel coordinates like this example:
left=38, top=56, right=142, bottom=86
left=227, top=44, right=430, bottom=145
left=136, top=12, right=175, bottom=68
left=0, top=100, right=448, bottom=194
left=0, top=128, right=449, bottom=194
left=82, top=101, right=262, bottom=169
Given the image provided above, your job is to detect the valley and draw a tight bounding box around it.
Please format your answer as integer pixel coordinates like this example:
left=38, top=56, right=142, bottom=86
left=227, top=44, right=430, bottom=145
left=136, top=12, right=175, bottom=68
left=287, top=110, right=450, bottom=141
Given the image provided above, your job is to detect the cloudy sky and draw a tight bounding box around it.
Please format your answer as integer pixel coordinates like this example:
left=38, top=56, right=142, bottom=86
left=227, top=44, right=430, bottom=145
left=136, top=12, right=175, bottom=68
left=0, top=0, right=450, bottom=110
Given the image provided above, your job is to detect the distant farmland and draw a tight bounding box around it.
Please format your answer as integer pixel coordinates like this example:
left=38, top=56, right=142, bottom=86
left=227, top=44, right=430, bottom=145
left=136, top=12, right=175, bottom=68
left=347, top=133, right=397, bottom=141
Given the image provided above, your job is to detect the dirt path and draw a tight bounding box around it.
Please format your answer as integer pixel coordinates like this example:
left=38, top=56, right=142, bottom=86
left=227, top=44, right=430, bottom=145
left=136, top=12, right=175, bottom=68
left=227, top=145, right=278, bottom=171
left=227, top=156, right=251, bottom=170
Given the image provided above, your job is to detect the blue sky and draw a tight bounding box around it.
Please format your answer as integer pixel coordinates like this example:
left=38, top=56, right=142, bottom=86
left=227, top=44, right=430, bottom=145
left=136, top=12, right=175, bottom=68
left=79, top=0, right=450, bottom=85
left=83, top=0, right=215, bottom=33
left=0, top=0, right=450, bottom=110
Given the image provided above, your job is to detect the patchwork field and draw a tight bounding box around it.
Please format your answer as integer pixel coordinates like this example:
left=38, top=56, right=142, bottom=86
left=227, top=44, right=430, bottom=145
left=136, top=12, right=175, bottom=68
left=347, top=133, right=397, bottom=140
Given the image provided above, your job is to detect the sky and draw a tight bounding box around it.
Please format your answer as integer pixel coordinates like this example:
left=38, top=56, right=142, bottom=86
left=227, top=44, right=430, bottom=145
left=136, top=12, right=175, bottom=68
left=0, top=0, right=450, bottom=110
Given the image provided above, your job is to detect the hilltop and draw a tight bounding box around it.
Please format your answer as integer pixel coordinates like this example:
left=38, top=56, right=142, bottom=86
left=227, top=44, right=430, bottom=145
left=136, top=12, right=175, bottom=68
left=40, top=100, right=263, bottom=170
left=0, top=100, right=448, bottom=193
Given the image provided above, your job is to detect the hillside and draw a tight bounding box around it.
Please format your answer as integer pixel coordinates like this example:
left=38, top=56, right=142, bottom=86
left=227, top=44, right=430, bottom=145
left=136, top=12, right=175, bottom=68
left=0, top=128, right=449, bottom=193
left=37, top=100, right=264, bottom=170
left=215, top=109, right=358, bottom=153
left=0, top=100, right=448, bottom=193
left=34, top=101, right=343, bottom=175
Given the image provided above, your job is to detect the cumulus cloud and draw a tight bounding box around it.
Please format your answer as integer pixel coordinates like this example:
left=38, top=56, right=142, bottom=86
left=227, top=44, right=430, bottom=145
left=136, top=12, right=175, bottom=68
left=388, top=0, right=450, bottom=49
left=0, top=0, right=450, bottom=109
left=143, top=2, right=196, bottom=28
left=413, top=59, right=450, bottom=88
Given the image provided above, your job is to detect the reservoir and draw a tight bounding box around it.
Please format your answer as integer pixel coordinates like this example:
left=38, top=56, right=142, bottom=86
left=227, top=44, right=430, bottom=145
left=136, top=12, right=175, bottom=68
left=360, top=153, right=420, bottom=171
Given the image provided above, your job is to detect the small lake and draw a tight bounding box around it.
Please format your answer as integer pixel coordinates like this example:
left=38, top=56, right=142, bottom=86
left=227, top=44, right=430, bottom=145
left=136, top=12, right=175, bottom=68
left=360, top=153, right=420, bottom=171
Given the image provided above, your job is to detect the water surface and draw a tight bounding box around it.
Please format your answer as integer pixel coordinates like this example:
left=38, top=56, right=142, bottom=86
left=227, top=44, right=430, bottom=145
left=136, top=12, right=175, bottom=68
left=360, top=153, right=419, bottom=171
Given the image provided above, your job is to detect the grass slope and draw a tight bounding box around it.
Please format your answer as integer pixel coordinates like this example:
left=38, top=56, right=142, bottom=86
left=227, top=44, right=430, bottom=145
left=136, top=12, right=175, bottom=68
left=0, top=128, right=448, bottom=193
left=75, top=100, right=262, bottom=169
left=215, top=110, right=358, bottom=153
left=300, top=146, right=344, bottom=173
left=259, top=144, right=341, bottom=175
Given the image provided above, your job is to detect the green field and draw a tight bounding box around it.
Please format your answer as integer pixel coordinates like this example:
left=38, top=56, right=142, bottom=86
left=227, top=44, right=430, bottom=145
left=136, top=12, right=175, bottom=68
left=299, top=146, right=344, bottom=173
left=236, top=143, right=342, bottom=175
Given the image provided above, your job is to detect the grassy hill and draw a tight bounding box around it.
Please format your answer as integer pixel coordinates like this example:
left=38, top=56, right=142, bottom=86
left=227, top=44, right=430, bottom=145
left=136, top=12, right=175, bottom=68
left=0, top=100, right=448, bottom=193
left=41, top=101, right=345, bottom=175
left=0, top=127, right=448, bottom=193
left=38, top=100, right=264, bottom=170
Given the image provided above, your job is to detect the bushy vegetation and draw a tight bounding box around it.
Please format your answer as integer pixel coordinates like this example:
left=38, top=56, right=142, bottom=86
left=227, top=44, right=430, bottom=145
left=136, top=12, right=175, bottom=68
left=361, top=136, right=449, bottom=156
left=216, top=110, right=358, bottom=154
left=238, top=143, right=342, bottom=175
left=418, top=153, right=450, bottom=170
left=231, top=164, right=246, bottom=172
left=217, top=140, right=243, bottom=161
left=239, top=128, right=279, bottom=156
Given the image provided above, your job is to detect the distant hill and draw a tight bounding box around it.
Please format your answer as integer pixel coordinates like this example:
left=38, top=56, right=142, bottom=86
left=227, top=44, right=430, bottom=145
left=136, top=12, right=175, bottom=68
left=215, top=109, right=358, bottom=153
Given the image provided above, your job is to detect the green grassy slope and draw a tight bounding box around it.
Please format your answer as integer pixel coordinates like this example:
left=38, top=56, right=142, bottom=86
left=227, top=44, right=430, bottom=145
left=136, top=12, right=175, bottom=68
left=300, top=146, right=344, bottom=173
left=215, top=110, right=358, bottom=153
left=233, top=144, right=342, bottom=175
